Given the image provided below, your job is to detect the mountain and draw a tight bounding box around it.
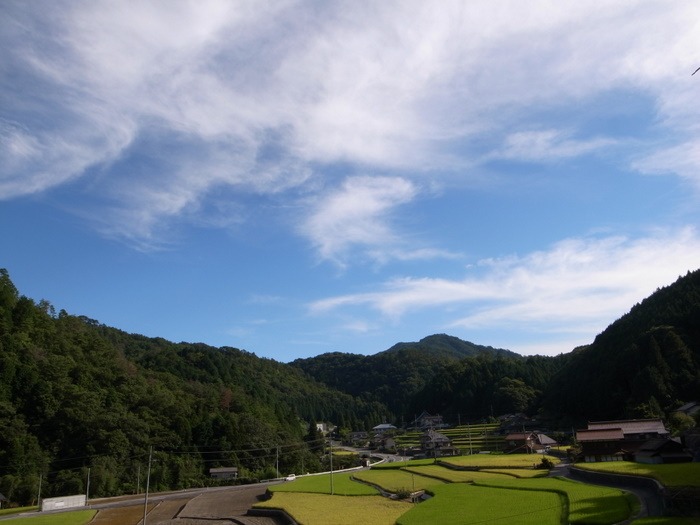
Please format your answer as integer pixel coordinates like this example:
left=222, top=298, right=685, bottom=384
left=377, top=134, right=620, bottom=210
left=541, top=269, right=700, bottom=422
left=384, top=334, right=520, bottom=360
left=0, top=269, right=387, bottom=504
left=290, top=334, right=519, bottom=417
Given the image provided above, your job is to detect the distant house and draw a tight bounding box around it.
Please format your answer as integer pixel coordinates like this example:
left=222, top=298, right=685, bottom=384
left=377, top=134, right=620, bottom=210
left=576, top=419, right=671, bottom=463
left=505, top=432, right=557, bottom=454
left=635, top=438, right=692, bottom=464
left=420, top=429, right=459, bottom=457
left=674, top=401, right=700, bottom=418
left=348, top=431, right=369, bottom=447
left=410, top=411, right=446, bottom=430
left=209, top=467, right=239, bottom=479
left=0, top=493, right=6, bottom=509
left=372, top=423, right=397, bottom=435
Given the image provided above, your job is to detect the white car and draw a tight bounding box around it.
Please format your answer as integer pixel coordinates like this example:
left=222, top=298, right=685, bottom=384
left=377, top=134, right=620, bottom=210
left=285, top=474, right=296, bottom=481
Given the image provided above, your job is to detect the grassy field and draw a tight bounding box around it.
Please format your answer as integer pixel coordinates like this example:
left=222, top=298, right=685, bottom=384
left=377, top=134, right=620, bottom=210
left=439, top=452, right=560, bottom=469
left=396, top=483, right=563, bottom=525
left=353, top=469, right=445, bottom=492
left=255, top=492, right=413, bottom=525
left=0, top=506, right=39, bottom=517
left=476, top=476, right=636, bottom=524
left=632, top=518, right=700, bottom=524
left=575, top=461, right=700, bottom=487
left=0, top=510, right=96, bottom=525
left=403, top=464, right=514, bottom=483
left=480, top=468, right=549, bottom=478
left=270, top=471, right=378, bottom=495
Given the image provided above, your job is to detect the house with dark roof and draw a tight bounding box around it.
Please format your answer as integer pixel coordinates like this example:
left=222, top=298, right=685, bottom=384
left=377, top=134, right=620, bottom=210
left=504, top=432, right=557, bottom=454
left=576, top=418, right=671, bottom=463
left=410, top=411, right=446, bottom=430
left=420, top=429, right=459, bottom=457
left=635, top=438, right=692, bottom=464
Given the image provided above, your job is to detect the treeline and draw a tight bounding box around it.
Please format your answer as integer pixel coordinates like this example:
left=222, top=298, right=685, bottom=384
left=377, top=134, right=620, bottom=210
left=0, top=270, right=387, bottom=505
left=294, top=271, right=700, bottom=428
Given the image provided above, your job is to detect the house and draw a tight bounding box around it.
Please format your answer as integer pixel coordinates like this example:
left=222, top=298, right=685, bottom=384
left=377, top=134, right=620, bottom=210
left=209, top=467, right=239, bottom=479
left=372, top=423, right=397, bottom=435
left=635, top=438, right=692, bottom=464
left=0, top=493, right=6, bottom=509
left=348, top=431, right=369, bottom=447
left=674, top=401, right=700, bottom=418
left=420, top=429, right=459, bottom=457
left=410, top=411, right=445, bottom=430
left=576, top=419, right=671, bottom=463
left=504, top=432, right=557, bottom=453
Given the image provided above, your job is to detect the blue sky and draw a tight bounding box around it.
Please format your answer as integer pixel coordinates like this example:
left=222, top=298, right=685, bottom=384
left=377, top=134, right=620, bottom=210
left=2, top=1, right=700, bottom=362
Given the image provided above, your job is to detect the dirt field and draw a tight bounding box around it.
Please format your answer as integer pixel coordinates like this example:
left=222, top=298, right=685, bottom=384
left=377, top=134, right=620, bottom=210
left=88, top=485, right=284, bottom=525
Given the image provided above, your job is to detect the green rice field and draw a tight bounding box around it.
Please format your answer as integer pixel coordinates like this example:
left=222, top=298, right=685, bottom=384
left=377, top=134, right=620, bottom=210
left=476, top=476, right=637, bottom=524
left=0, top=510, right=96, bottom=525
left=440, top=452, right=560, bottom=469
left=402, top=464, right=514, bottom=483
left=353, top=468, right=445, bottom=492
left=575, top=461, right=700, bottom=487
left=396, top=483, right=563, bottom=525
left=270, top=471, right=378, bottom=495
left=256, top=492, right=412, bottom=525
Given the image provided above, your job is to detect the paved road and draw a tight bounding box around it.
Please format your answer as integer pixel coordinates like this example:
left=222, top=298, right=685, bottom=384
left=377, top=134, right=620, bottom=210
left=550, top=459, right=664, bottom=521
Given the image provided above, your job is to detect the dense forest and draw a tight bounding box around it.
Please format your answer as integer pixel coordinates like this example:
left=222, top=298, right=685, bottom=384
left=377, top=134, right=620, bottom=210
left=1, top=267, right=699, bottom=505
left=0, top=269, right=387, bottom=504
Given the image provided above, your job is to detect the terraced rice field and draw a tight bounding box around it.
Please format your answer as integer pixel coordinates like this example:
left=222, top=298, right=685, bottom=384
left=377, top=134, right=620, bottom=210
left=575, top=461, right=700, bottom=487
left=255, top=493, right=412, bottom=525
left=397, top=483, right=563, bottom=525
left=476, top=476, right=636, bottom=525
left=353, top=468, right=445, bottom=492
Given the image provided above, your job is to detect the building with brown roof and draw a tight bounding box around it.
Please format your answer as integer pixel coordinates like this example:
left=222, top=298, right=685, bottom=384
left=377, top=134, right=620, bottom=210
left=576, top=418, right=671, bottom=463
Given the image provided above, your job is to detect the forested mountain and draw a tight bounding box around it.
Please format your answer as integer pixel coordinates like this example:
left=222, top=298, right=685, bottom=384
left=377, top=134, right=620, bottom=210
left=540, top=270, right=700, bottom=422
left=1, top=266, right=699, bottom=506
left=0, top=269, right=387, bottom=504
left=290, top=334, right=516, bottom=417
left=292, top=271, right=700, bottom=427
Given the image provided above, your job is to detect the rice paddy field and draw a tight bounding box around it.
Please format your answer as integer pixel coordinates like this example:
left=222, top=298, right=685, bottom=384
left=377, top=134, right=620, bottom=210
left=575, top=461, right=700, bottom=487
left=396, top=483, right=564, bottom=525
left=353, top=468, right=445, bottom=492
left=269, top=471, right=379, bottom=495
left=402, top=464, right=517, bottom=483
left=476, top=476, right=637, bottom=525
left=0, top=510, right=96, bottom=525
left=394, top=423, right=507, bottom=453
left=439, top=452, right=561, bottom=469
left=256, top=492, right=413, bottom=525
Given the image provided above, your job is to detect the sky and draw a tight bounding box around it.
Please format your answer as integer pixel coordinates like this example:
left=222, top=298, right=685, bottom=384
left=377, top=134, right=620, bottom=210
left=2, top=1, right=700, bottom=362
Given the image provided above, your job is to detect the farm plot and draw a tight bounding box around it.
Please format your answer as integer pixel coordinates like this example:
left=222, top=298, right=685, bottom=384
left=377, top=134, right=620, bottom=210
left=575, top=461, right=700, bottom=487
left=440, top=452, right=559, bottom=469
left=396, top=483, right=563, bottom=525
left=353, top=468, right=444, bottom=493
left=403, top=464, right=513, bottom=483
left=476, top=476, right=636, bottom=524
left=0, top=510, right=97, bottom=525
left=270, top=471, right=378, bottom=495
left=255, top=493, right=412, bottom=525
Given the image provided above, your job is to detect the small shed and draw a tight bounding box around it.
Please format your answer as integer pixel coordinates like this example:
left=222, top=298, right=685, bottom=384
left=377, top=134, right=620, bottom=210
left=0, top=492, right=7, bottom=509
left=209, top=467, right=239, bottom=479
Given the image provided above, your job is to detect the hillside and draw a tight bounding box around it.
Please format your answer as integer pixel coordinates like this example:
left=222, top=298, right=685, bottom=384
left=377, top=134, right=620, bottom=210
left=290, top=334, right=520, bottom=418
left=0, top=269, right=387, bottom=504
left=541, top=269, right=700, bottom=422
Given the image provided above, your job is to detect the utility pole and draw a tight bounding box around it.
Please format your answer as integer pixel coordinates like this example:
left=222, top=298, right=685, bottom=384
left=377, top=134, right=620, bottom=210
left=37, top=473, right=42, bottom=508
left=142, top=447, right=153, bottom=525
left=329, top=440, right=334, bottom=495
left=86, top=468, right=91, bottom=505
left=276, top=447, right=279, bottom=478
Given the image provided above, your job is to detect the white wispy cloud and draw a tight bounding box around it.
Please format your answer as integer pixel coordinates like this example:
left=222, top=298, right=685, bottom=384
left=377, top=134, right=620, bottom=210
left=495, top=129, right=617, bottom=162
left=300, top=175, right=418, bottom=265
left=2, top=0, right=700, bottom=254
left=310, top=227, right=700, bottom=341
